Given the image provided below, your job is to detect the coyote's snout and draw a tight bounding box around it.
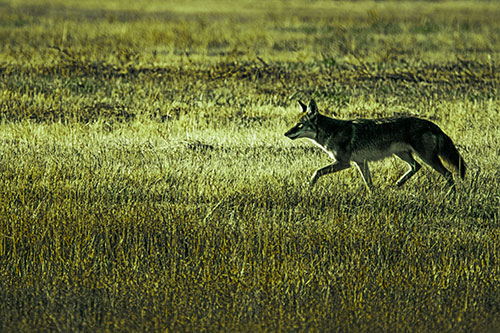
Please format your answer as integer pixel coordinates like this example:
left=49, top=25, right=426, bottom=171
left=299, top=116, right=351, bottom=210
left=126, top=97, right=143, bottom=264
left=285, top=99, right=466, bottom=190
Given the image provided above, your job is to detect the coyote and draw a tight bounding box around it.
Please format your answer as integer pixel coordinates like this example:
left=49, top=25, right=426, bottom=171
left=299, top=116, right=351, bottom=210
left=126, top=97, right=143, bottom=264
left=285, top=99, right=466, bottom=190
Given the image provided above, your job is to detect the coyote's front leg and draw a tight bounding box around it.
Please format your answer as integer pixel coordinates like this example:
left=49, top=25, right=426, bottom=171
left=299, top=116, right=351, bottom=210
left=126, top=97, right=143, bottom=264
left=354, top=161, right=374, bottom=192
left=310, top=161, right=350, bottom=187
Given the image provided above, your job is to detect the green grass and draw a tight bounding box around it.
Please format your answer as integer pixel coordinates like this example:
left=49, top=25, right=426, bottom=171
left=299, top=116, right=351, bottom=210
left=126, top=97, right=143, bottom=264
left=1, top=0, right=500, bottom=331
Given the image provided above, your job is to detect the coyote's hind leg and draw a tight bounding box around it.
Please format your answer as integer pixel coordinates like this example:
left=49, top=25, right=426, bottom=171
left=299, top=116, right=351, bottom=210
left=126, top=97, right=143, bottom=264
left=418, top=152, right=455, bottom=187
left=395, top=152, right=421, bottom=186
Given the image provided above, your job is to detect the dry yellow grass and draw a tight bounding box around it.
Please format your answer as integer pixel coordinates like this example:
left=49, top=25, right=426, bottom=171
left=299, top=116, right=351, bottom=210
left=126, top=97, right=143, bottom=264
left=1, top=0, right=500, bottom=331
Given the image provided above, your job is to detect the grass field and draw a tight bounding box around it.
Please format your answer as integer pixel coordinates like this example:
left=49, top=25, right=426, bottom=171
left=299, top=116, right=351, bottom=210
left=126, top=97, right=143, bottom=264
left=1, top=0, right=500, bottom=331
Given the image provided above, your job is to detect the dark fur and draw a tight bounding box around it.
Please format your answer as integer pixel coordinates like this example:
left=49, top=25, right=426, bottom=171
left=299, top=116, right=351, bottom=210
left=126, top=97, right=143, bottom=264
left=285, top=99, right=466, bottom=189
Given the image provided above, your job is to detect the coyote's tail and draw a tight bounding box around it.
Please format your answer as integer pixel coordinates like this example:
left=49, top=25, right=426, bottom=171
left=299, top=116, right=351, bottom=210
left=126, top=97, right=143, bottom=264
left=438, top=133, right=466, bottom=180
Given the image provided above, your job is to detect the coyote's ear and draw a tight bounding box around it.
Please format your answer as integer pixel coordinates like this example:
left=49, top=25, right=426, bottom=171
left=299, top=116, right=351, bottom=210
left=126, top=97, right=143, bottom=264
left=308, top=99, right=319, bottom=115
left=298, top=100, right=307, bottom=112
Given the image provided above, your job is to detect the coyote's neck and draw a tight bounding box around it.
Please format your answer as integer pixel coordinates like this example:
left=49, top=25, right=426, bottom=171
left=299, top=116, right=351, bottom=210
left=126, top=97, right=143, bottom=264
left=311, top=115, right=351, bottom=160
left=314, top=115, right=349, bottom=145
left=308, top=138, right=336, bottom=160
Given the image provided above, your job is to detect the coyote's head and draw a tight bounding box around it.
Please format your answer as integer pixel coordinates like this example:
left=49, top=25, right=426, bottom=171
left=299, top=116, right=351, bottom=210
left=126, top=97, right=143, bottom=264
left=284, top=99, right=319, bottom=140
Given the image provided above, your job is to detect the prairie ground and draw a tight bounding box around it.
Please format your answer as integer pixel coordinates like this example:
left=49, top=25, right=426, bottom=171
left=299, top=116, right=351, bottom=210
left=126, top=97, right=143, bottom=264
left=1, top=0, right=500, bottom=331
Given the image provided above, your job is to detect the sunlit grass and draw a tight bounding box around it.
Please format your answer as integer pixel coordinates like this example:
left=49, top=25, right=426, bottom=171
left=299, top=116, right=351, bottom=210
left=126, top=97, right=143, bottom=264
left=1, top=0, right=500, bottom=331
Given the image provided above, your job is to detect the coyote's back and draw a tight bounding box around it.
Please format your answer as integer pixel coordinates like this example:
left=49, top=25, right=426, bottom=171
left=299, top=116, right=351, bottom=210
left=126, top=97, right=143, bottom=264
left=285, top=99, right=466, bottom=190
